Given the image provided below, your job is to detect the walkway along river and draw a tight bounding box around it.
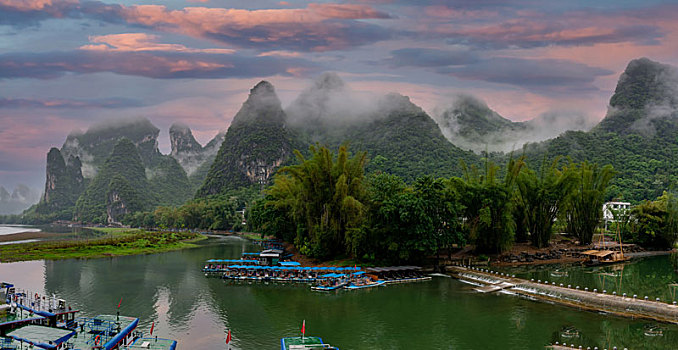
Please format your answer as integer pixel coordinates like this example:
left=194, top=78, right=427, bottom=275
left=450, top=265, right=678, bottom=324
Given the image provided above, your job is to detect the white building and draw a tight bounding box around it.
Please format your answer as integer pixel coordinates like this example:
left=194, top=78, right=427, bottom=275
left=603, top=201, right=631, bottom=229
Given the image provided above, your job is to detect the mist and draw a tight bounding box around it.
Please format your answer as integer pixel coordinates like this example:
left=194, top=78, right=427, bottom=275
left=0, top=184, right=41, bottom=215
left=432, top=94, right=598, bottom=153
left=285, top=72, right=385, bottom=132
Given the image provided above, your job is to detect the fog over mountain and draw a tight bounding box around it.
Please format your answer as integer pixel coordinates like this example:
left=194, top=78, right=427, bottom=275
left=432, top=95, right=597, bottom=153
left=0, top=184, right=40, bottom=215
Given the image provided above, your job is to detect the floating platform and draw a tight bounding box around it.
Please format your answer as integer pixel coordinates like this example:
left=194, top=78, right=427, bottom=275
left=128, top=337, right=178, bottom=350
left=449, top=265, right=678, bottom=324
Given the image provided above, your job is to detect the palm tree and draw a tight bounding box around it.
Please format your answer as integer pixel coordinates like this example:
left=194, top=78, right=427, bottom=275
left=516, top=157, right=576, bottom=248
left=565, top=162, right=615, bottom=245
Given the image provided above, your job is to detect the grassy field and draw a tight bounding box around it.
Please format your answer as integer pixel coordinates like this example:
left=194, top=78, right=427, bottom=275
left=0, top=230, right=206, bottom=262
left=241, top=232, right=267, bottom=241
left=88, top=227, right=141, bottom=236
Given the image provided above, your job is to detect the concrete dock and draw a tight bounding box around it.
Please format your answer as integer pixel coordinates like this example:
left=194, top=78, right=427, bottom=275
left=449, top=265, right=678, bottom=324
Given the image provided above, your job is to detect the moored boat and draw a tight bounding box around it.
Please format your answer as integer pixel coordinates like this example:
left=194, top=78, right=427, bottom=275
left=1, top=283, right=178, bottom=350
left=310, top=274, right=348, bottom=292
left=280, top=336, right=338, bottom=350
left=345, top=280, right=385, bottom=290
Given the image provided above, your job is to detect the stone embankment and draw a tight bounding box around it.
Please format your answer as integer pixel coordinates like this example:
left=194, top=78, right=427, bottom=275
left=449, top=265, right=678, bottom=325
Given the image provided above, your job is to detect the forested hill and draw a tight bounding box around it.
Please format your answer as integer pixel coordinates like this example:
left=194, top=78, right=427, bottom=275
left=434, top=94, right=596, bottom=153
left=16, top=57, right=678, bottom=224
left=321, top=93, right=479, bottom=182
left=522, top=58, right=678, bottom=202
left=196, top=81, right=303, bottom=197
left=284, top=73, right=479, bottom=182
left=26, top=118, right=219, bottom=223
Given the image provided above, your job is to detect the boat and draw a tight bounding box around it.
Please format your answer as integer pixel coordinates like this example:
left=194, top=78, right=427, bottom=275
left=128, top=336, right=178, bottom=349
left=280, top=336, right=338, bottom=350
left=311, top=274, right=348, bottom=292
left=582, top=225, right=629, bottom=267
left=550, top=270, right=568, bottom=278
left=644, top=324, right=663, bottom=337
left=1, top=282, right=178, bottom=350
left=364, top=266, right=431, bottom=284
left=582, top=249, right=628, bottom=267
left=345, top=280, right=385, bottom=290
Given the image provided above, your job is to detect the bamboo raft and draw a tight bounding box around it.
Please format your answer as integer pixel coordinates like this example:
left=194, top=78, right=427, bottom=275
left=449, top=265, right=678, bottom=324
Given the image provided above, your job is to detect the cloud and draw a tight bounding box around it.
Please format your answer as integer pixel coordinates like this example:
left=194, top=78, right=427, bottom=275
left=445, top=21, right=663, bottom=49
left=80, top=33, right=235, bottom=53
left=0, top=1, right=392, bottom=51
left=0, top=49, right=319, bottom=79
left=438, top=57, right=614, bottom=92
left=0, top=97, right=144, bottom=108
left=384, top=48, right=479, bottom=68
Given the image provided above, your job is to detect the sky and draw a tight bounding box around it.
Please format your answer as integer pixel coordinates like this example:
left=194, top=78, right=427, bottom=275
left=2, top=0, right=678, bottom=192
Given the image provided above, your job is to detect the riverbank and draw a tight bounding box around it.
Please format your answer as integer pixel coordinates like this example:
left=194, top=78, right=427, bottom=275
left=0, top=230, right=206, bottom=262
left=447, top=238, right=675, bottom=268
left=0, top=231, right=68, bottom=243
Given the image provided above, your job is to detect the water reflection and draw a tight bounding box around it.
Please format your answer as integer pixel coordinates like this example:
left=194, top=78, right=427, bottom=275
left=0, top=237, right=677, bottom=349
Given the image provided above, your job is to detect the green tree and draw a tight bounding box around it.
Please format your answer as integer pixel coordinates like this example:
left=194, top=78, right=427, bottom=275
left=628, top=192, right=678, bottom=248
left=414, top=176, right=463, bottom=269
left=565, top=162, right=615, bottom=245
left=454, top=157, right=524, bottom=253
left=516, top=158, right=576, bottom=248
left=267, top=144, right=368, bottom=259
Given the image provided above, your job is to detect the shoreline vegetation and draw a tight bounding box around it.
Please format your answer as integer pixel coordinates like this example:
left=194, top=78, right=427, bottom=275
left=0, top=229, right=206, bottom=263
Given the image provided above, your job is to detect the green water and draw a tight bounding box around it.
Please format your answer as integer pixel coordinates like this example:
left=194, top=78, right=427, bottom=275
left=498, top=255, right=678, bottom=302
left=0, top=236, right=677, bottom=349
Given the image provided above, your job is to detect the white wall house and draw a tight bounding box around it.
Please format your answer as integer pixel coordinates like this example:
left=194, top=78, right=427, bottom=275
left=603, top=201, right=631, bottom=229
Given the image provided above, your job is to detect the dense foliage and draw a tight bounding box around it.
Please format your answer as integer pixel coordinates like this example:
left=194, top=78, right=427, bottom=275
left=453, top=158, right=523, bottom=253
left=248, top=145, right=467, bottom=264
left=523, top=59, right=678, bottom=204
left=75, top=138, right=153, bottom=223
left=197, top=81, right=300, bottom=197
left=564, top=162, right=616, bottom=245
left=515, top=158, right=576, bottom=248
left=625, top=192, right=678, bottom=249
left=265, top=145, right=368, bottom=259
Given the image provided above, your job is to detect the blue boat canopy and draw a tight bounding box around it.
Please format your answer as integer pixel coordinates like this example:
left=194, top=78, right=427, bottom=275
left=352, top=271, right=365, bottom=275
left=279, top=261, right=301, bottom=266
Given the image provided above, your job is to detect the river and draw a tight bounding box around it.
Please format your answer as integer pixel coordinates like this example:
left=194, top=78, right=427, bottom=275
left=0, top=235, right=676, bottom=349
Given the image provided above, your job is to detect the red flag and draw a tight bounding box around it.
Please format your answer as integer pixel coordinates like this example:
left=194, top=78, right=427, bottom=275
left=150, top=322, right=155, bottom=335
left=301, top=320, right=305, bottom=336
left=226, top=329, right=232, bottom=344
left=117, top=297, right=122, bottom=309
left=354, top=264, right=357, bottom=270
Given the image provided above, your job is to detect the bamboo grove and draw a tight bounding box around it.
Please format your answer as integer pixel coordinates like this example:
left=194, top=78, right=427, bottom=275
left=248, top=145, right=678, bottom=264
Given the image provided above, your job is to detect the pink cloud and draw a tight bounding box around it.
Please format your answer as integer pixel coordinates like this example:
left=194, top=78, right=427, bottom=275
left=258, top=50, right=301, bottom=57
left=307, top=3, right=390, bottom=19
left=423, top=5, right=498, bottom=19
left=0, top=0, right=72, bottom=11
left=80, top=33, right=235, bottom=54
left=117, top=3, right=390, bottom=51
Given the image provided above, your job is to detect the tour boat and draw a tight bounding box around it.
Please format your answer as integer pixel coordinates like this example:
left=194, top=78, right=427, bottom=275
left=310, top=273, right=348, bottom=291
left=345, top=280, right=385, bottom=290
left=280, top=336, right=338, bottom=350
left=1, top=282, right=178, bottom=350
